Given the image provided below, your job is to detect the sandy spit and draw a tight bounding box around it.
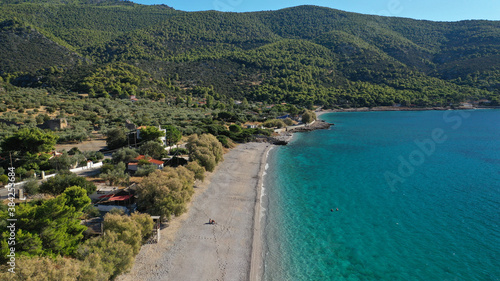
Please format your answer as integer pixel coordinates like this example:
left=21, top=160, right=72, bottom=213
left=118, top=142, right=272, bottom=281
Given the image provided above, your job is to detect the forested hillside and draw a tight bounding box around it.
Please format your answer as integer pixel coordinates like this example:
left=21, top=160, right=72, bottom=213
left=1, top=0, right=499, bottom=107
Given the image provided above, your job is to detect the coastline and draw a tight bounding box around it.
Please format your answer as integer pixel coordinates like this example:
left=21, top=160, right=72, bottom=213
left=118, top=142, right=272, bottom=281
left=249, top=144, right=272, bottom=281
left=315, top=105, right=500, bottom=117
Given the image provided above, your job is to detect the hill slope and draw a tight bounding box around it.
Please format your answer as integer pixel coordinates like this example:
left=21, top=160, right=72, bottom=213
left=0, top=2, right=499, bottom=107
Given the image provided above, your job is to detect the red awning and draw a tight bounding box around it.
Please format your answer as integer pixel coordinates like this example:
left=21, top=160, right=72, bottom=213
left=98, top=194, right=114, bottom=199
left=109, top=194, right=134, bottom=201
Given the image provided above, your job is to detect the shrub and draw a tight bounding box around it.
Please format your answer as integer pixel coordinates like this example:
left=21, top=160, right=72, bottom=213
left=169, top=147, right=189, bottom=155
left=39, top=173, right=96, bottom=195
left=23, top=179, right=40, bottom=195
left=100, top=162, right=129, bottom=186
left=112, top=147, right=139, bottom=164
left=186, top=134, right=223, bottom=172
left=106, top=128, right=127, bottom=150
left=138, top=140, right=166, bottom=160
left=217, top=135, right=230, bottom=148
left=283, top=118, right=294, bottom=126
left=262, top=119, right=286, bottom=128
left=100, top=163, right=115, bottom=174
left=301, top=110, right=317, bottom=124
left=136, top=167, right=195, bottom=220
left=0, top=256, right=81, bottom=281
left=134, top=164, right=157, bottom=177
left=229, top=124, right=242, bottom=133
left=77, top=231, right=135, bottom=279
left=186, top=161, right=206, bottom=182
left=0, top=175, right=8, bottom=185
left=83, top=205, right=100, bottom=219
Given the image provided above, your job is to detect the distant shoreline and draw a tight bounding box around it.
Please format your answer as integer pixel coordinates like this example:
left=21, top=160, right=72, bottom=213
left=316, top=106, right=500, bottom=117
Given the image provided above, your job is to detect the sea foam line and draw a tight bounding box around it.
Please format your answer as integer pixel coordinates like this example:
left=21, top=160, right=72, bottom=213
left=260, top=147, right=273, bottom=220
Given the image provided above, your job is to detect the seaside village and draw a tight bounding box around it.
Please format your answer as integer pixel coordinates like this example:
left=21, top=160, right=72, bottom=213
left=0, top=104, right=327, bottom=279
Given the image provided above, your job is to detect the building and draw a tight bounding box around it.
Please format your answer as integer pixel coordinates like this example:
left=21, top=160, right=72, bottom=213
left=136, top=126, right=167, bottom=146
left=43, top=118, right=68, bottom=130
left=94, top=187, right=136, bottom=214
left=277, top=114, right=291, bottom=119
left=128, top=155, right=164, bottom=171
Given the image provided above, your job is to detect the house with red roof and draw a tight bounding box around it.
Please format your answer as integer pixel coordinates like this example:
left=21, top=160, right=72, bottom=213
left=128, top=155, right=164, bottom=171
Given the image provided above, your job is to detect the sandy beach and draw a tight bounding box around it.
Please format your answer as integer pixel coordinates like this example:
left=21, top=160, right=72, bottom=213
left=118, top=142, right=271, bottom=281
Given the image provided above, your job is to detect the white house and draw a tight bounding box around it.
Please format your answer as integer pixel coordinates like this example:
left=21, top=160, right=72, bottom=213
left=136, top=126, right=167, bottom=146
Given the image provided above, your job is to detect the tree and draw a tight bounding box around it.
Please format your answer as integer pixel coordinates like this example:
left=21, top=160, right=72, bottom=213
left=112, top=147, right=139, bottom=164
left=1, top=127, right=57, bottom=155
left=106, top=127, right=127, bottom=150
left=100, top=162, right=128, bottom=186
left=0, top=175, right=8, bottom=185
left=77, top=231, right=135, bottom=279
left=39, top=172, right=96, bottom=195
left=262, top=119, right=286, bottom=128
left=49, top=151, right=75, bottom=171
left=283, top=118, right=294, bottom=126
left=103, top=213, right=143, bottom=255
left=186, top=134, right=224, bottom=172
left=229, top=124, right=242, bottom=133
left=23, top=179, right=40, bottom=195
left=186, top=161, right=205, bottom=182
left=139, top=126, right=165, bottom=143
left=68, top=147, right=81, bottom=155
left=217, top=111, right=235, bottom=122
left=136, top=167, right=195, bottom=220
left=0, top=255, right=81, bottom=281
left=0, top=186, right=91, bottom=260
left=286, top=104, right=300, bottom=116
left=301, top=110, right=317, bottom=124
left=134, top=164, right=157, bottom=177
left=63, top=185, right=92, bottom=211
left=164, top=125, right=182, bottom=147
left=139, top=141, right=166, bottom=160
left=130, top=212, right=155, bottom=242
left=83, top=151, right=104, bottom=162
left=241, top=98, right=249, bottom=108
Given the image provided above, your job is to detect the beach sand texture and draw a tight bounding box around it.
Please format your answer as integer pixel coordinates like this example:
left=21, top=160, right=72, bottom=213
left=118, top=142, right=270, bottom=281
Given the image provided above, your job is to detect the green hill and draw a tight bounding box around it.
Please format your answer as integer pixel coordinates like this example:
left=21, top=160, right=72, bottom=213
left=0, top=19, right=83, bottom=73
left=0, top=2, right=499, bottom=107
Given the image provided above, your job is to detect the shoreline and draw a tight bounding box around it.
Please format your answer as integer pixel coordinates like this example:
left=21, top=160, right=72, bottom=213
left=315, top=105, right=500, bottom=117
left=118, top=142, right=272, bottom=281
left=249, top=145, right=272, bottom=281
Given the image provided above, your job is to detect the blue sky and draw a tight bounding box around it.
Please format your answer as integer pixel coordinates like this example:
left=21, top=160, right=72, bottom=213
left=131, top=0, right=500, bottom=21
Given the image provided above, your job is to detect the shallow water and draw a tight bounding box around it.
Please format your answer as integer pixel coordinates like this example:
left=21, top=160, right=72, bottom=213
left=262, top=110, right=500, bottom=281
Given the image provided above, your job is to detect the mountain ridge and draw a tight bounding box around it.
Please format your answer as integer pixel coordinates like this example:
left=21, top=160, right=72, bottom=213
left=0, top=2, right=499, bottom=107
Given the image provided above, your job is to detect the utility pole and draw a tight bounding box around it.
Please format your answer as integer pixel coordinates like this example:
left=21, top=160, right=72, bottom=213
left=128, top=130, right=131, bottom=148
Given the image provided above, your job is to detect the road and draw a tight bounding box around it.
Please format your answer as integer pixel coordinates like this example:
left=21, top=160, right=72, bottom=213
left=0, top=164, right=103, bottom=200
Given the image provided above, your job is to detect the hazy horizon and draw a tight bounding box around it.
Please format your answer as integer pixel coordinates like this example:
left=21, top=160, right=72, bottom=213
left=130, top=0, right=500, bottom=22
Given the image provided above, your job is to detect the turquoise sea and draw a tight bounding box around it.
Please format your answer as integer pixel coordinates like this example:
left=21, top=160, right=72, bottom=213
left=262, top=110, right=500, bottom=281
